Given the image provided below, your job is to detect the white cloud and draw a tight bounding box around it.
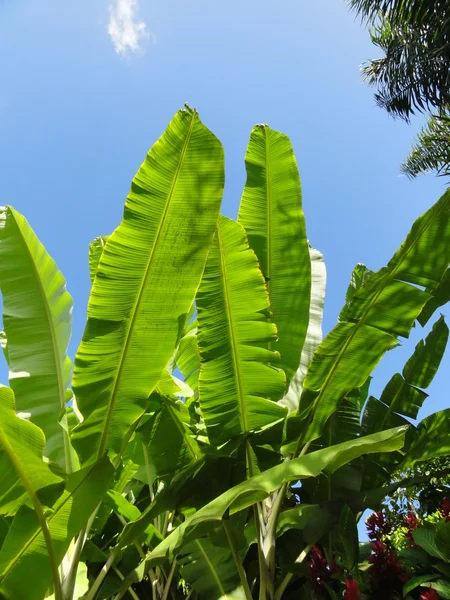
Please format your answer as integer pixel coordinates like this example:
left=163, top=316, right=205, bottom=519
left=108, top=0, right=149, bottom=56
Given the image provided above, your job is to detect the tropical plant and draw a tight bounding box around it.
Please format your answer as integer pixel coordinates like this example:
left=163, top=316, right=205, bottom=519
left=349, top=0, right=450, bottom=178
left=0, top=106, right=449, bottom=600
left=349, top=0, right=450, bottom=120
left=401, top=111, right=450, bottom=179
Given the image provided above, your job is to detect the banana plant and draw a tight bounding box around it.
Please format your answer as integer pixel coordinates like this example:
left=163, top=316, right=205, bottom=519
left=0, top=106, right=448, bottom=600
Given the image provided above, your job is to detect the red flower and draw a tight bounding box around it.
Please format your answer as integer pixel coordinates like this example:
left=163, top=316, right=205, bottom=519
left=440, top=498, right=450, bottom=521
left=368, top=539, right=408, bottom=596
left=307, top=546, right=340, bottom=598
left=404, top=511, right=419, bottom=546
left=366, top=511, right=391, bottom=540
left=420, top=586, right=440, bottom=600
left=404, top=511, right=419, bottom=529
left=343, top=577, right=360, bottom=600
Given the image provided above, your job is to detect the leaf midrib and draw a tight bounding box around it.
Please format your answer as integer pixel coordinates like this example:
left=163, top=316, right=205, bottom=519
left=217, top=223, right=248, bottom=436
left=10, top=209, right=67, bottom=415
left=264, top=126, right=273, bottom=298
left=194, top=539, right=228, bottom=597
left=97, top=111, right=197, bottom=458
left=9, top=209, right=73, bottom=471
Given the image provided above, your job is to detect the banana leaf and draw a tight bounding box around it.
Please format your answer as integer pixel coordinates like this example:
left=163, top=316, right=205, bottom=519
left=238, top=125, right=311, bottom=386
left=196, top=215, right=286, bottom=447
left=298, top=190, right=450, bottom=446
left=71, top=107, right=224, bottom=463
left=0, top=206, right=73, bottom=469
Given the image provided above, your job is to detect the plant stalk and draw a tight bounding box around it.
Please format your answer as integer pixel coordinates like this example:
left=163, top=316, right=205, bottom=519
left=63, top=504, right=101, bottom=600
left=161, top=560, right=177, bottom=600
left=39, top=514, right=64, bottom=600
left=62, top=526, right=87, bottom=599
left=85, top=550, right=118, bottom=600
left=245, top=439, right=272, bottom=599
left=112, top=567, right=141, bottom=600
left=273, top=544, right=312, bottom=600
left=223, top=520, right=253, bottom=600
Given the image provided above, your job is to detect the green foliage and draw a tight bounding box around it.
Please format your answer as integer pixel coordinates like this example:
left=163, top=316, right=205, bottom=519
left=0, top=207, right=74, bottom=470
left=350, top=0, right=450, bottom=120
left=402, top=111, right=450, bottom=179
left=238, top=124, right=311, bottom=386
left=383, top=455, right=450, bottom=531
left=350, top=0, right=450, bottom=179
left=71, top=107, right=224, bottom=465
left=0, top=107, right=448, bottom=600
left=197, top=214, right=286, bottom=447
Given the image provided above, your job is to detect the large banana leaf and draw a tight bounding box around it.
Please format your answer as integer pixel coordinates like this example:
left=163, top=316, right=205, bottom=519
left=238, top=125, right=311, bottom=386
left=0, top=457, right=113, bottom=600
left=0, top=206, right=73, bottom=469
left=359, top=316, right=448, bottom=492
left=334, top=505, right=359, bottom=571
left=400, top=409, right=450, bottom=469
left=72, top=107, right=224, bottom=463
left=290, top=265, right=373, bottom=503
left=143, top=427, right=406, bottom=567
left=0, top=385, right=63, bottom=517
left=298, top=190, right=450, bottom=446
left=196, top=215, right=286, bottom=446
left=362, top=315, right=448, bottom=434
left=281, top=246, right=326, bottom=412
left=178, top=525, right=246, bottom=600
left=296, top=396, right=365, bottom=507
left=116, top=427, right=404, bottom=555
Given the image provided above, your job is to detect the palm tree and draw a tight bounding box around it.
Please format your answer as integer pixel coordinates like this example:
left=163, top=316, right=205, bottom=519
left=349, top=0, right=450, bottom=177
left=350, top=0, right=450, bottom=120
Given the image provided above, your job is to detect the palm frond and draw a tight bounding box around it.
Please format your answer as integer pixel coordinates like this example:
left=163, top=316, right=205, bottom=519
left=349, top=0, right=450, bottom=27
left=362, top=17, right=450, bottom=119
left=401, top=110, right=450, bottom=178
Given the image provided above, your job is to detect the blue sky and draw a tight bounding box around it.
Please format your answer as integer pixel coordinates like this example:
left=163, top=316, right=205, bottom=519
left=0, top=2, right=448, bottom=468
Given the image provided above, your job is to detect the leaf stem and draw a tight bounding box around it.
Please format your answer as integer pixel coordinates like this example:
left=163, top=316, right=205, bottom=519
left=85, top=550, right=118, bottom=600
left=161, top=560, right=177, bottom=600
left=223, top=520, right=253, bottom=600
left=263, top=440, right=312, bottom=597
left=63, top=504, right=101, bottom=600
left=116, top=513, right=146, bottom=559
left=63, top=427, right=76, bottom=475
left=245, top=439, right=271, bottom=600
left=62, top=525, right=88, bottom=599
left=112, top=567, right=141, bottom=600
left=39, top=513, right=63, bottom=600
left=273, top=544, right=312, bottom=600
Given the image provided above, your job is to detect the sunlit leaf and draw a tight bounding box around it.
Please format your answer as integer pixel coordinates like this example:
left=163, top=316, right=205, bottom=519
left=0, top=207, right=73, bottom=468
left=196, top=215, right=286, bottom=446
left=238, top=125, right=311, bottom=386
left=72, top=107, right=224, bottom=463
